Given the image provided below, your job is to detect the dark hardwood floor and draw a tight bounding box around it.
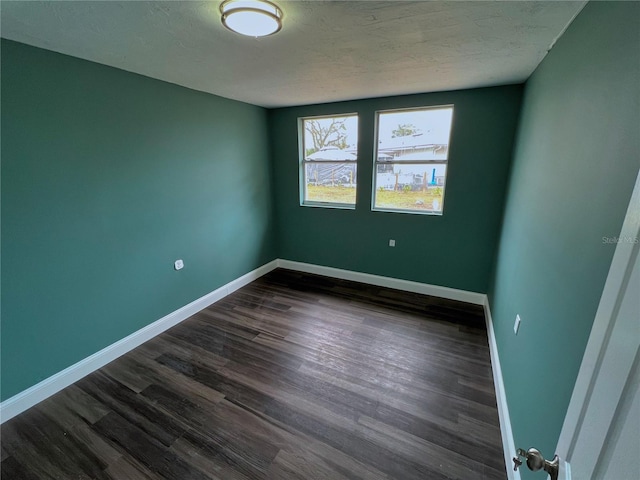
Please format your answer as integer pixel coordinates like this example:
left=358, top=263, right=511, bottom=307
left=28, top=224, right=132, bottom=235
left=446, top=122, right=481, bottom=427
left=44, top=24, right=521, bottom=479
left=1, top=269, right=506, bottom=479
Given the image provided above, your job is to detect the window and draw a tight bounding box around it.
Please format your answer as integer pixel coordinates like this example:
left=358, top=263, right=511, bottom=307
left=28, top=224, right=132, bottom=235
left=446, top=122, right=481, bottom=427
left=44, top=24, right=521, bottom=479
left=300, top=114, right=358, bottom=208
left=372, top=106, right=454, bottom=214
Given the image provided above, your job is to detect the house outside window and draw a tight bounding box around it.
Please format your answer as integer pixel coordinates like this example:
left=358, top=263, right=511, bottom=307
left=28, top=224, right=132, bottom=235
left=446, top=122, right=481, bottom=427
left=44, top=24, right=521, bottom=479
left=372, top=106, right=454, bottom=215
left=300, top=114, right=358, bottom=208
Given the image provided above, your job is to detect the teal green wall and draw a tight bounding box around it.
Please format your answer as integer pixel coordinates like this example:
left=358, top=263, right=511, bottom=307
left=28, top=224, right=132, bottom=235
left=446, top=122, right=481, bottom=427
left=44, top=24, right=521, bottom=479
left=488, top=2, right=640, bottom=474
left=1, top=40, right=276, bottom=401
left=269, top=86, right=523, bottom=293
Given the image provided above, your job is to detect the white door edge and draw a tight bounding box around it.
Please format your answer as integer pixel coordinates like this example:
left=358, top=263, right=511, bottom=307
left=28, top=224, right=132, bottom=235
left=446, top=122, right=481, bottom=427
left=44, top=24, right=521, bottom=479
left=555, top=169, right=640, bottom=479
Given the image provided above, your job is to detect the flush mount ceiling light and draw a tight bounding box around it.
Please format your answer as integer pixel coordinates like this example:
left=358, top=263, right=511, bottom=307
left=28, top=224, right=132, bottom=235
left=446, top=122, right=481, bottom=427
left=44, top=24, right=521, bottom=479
left=220, top=0, right=283, bottom=37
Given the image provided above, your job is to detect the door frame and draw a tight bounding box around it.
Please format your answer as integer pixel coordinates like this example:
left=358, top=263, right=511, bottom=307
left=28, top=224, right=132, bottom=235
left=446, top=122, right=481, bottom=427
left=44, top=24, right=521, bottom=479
left=555, top=169, right=640, bottom=479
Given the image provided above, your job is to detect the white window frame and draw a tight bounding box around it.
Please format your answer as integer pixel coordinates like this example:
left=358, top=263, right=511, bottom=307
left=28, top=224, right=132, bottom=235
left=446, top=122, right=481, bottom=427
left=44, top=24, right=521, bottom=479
left=371, top=105, right=454, bottom=216
left=299, top=113, right=358, bottom=210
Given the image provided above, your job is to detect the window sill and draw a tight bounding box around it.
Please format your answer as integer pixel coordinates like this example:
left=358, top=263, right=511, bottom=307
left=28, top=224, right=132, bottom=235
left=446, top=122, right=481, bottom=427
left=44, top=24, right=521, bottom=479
left=301, top=202, right=355, bottom=210
left=371, top=207, right=443, bottom=216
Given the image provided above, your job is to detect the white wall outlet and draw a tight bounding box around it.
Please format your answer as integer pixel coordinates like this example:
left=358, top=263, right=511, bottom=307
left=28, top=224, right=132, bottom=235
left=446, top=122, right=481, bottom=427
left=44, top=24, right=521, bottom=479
left=174, top=259, right=184, bottom=271
left=389, top=239, right=396, bottom=247
left=514, top=314, right=521, bottom=335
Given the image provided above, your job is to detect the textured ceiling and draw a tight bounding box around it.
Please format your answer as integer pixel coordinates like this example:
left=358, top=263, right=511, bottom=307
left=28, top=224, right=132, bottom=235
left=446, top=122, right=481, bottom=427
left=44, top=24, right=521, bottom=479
left=1, top=1, right=586, bottom=108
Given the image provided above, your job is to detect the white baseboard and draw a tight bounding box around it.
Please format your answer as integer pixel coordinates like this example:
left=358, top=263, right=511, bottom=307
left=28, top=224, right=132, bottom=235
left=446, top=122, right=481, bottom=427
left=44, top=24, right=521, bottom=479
left=277, top=259, right=486, bottom=305
left=483, top=298, right=520, bottom=480
left=0, top=259, right=279, bottom=424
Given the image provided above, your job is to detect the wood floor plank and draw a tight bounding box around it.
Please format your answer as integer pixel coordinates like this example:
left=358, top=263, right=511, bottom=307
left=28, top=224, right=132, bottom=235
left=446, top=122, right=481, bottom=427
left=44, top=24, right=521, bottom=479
left=105, top=345, right=227, bottom=406
left=77, top=371, right=187, bottom=448
left=267, top=449, right=353, bottom=480
left=0, top=444, right=8, bottom=462
left=0, top=268, right=506, bottom=479
left=103, top=454, right=160, bottom=480
left=356, top=414, right=493, bottom=480
left=1, top=456, right=41, bottom=480
left=2, top=408, right=110, bottom=480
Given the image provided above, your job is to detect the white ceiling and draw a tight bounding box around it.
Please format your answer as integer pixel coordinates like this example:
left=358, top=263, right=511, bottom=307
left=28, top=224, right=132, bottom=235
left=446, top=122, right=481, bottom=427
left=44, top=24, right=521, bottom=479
left=1, top=1, right=586, bottom=108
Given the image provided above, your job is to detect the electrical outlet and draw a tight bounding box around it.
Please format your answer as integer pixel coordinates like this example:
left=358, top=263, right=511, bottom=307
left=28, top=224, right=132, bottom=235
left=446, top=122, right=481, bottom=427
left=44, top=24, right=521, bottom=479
left=389, top=239, right=396, bottom=247
left=514, top=314, right=521, bottom=335
left=174, top=259, right=184, bottom=271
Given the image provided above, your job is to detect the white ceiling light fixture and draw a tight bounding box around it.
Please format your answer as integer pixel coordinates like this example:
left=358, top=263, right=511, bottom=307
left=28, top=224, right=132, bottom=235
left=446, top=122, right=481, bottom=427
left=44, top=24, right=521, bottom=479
left=220, top=0, right=283, bottom=37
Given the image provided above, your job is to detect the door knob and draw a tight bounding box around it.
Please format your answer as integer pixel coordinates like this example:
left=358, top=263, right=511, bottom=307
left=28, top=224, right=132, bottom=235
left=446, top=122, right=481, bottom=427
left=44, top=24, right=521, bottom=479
left=513, top=447, right=559, bottom=480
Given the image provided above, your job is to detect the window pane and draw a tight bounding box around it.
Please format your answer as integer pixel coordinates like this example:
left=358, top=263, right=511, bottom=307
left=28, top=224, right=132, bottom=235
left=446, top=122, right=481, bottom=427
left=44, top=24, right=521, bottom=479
left=377, top=107, right=453, bottom=159
left=374, top=163, right=446, bottom=213
left=305, top=162, right=357, bottom=205
left=301, top=114, right=358, bottom=206
left=373, top=106, right=453, bottom=214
